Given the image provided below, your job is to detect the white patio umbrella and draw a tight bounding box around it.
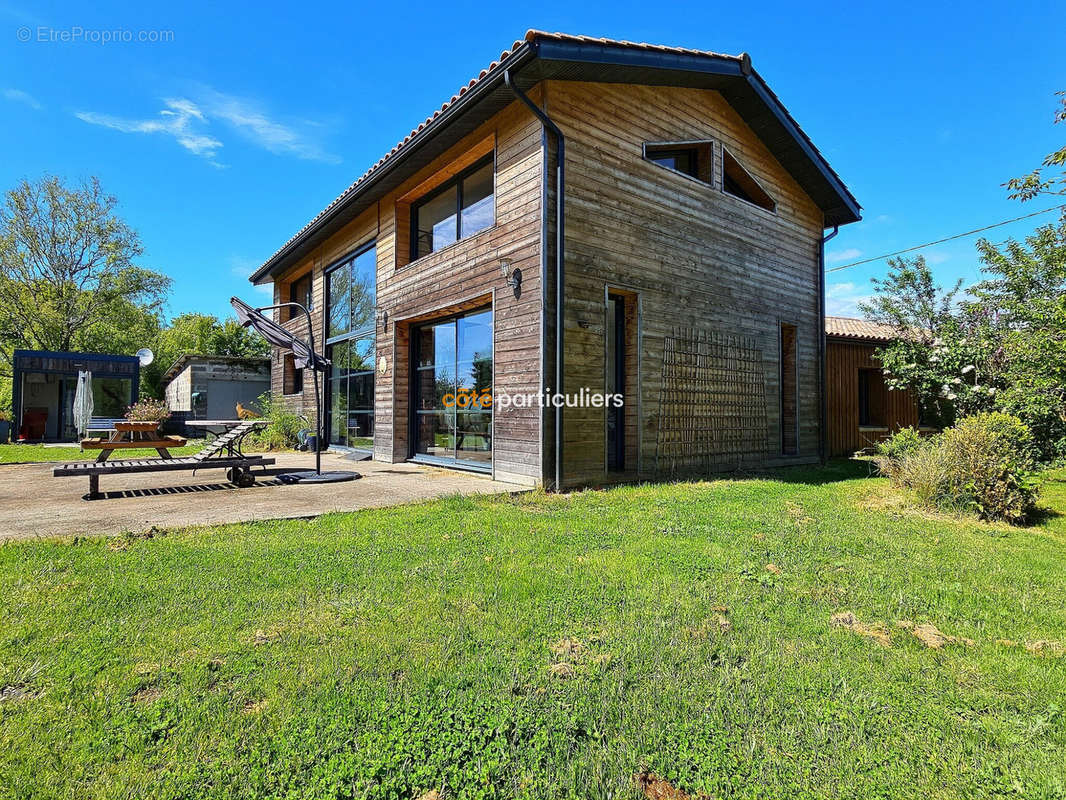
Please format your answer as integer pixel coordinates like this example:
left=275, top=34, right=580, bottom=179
left=73, top=371, right=93, bottom=437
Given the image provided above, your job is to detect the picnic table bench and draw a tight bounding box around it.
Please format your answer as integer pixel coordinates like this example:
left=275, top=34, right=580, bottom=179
left=55, top=419, right=274, bottom=499
left=80, top=420, right=188, bottom=461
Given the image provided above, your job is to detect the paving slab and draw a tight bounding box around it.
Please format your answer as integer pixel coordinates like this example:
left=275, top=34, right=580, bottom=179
left=0, top=452, right=529, bottom=541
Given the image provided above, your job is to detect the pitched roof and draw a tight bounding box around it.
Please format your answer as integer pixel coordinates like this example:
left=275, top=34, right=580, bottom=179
left=824, top=316, right=900, bottom=342
left=249, top=30, right=861, bottom=283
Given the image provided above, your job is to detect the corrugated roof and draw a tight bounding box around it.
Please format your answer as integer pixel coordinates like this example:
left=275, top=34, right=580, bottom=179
left=825, top=316, right=899, bottom=342
left=250, top=30, right=861, bottom=283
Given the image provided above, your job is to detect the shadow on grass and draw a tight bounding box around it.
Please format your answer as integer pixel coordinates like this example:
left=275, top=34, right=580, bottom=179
left=765, top=458, right=874, bottom=486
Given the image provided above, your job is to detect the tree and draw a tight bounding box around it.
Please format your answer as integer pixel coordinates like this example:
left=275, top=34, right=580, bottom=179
left=1006, top=90, right=1066, bottom=201
left=863, top=220, right=1066, bottom=460
left=139, top=312, right=269, bottom=397
left=970, top=218, right=1066, bottom=458
left=859, top=256, right=989, bottom=427
left=0, top=176, right=170, bottom=369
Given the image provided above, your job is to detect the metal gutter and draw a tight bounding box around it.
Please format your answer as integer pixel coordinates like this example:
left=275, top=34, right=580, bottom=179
left=819, top=224, right=839, bottom=464
left=505, top=68, right=565, bottom=492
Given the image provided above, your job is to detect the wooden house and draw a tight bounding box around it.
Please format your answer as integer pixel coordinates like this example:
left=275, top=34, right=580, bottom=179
left=825, top=316, right=926, bottom=456
left=247, top=31, right=862, bottom=488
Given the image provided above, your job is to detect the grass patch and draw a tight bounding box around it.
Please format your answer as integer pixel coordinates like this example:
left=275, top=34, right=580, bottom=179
left=1, top=462, right=1064, bottom=798
left=0, top=443, right=206, bottom=463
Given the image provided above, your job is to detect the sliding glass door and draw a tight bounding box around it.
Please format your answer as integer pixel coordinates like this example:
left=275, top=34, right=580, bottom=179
left=413, top=308, right=492, bottom=469
left=325, top=243, right=376, bottom=450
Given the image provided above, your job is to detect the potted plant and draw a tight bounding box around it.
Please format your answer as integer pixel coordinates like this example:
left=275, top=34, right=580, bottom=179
left=120, top=398, right=171, bottom=434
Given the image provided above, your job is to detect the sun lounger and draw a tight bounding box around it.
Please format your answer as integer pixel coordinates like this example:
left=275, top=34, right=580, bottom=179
left=53, top=419, right=274, bottom=499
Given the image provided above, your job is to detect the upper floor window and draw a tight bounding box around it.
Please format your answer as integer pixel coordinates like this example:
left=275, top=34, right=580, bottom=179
left=722, top=148, right=776, bottom=212
left=411, top=155, right=495, bottom=260
left=644, top=141, right=713, bottom=185
left=289, top=272, right=313, bottom=315
left=327, top=242, right=376, bottom=340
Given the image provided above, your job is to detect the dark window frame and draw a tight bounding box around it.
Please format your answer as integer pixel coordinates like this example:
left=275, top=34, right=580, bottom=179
left=323, top=239, right=377, bottom=451
left=643, top=140, right=714, bottom=186
left=606, top=293, right=627, bottom=472
left=721, top=147, right=777, bottom=213
left=408, top=305, right=494, bottom=473
left=858, top=368, right=886, bottom=428
left=409, top=153, right=496, bottom=262
left=289, top=272, right=313, bottom=313
left=780, top=322, right=798, bottom=456
left=324, top=239, right=377, bottom=345
left=283, top=352, right=303, bottom=396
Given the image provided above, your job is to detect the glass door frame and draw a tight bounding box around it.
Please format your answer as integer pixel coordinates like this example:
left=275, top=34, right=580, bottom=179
left=408, top=305, right=494, bottom=474
left=323, top=240, right=377, bottom=453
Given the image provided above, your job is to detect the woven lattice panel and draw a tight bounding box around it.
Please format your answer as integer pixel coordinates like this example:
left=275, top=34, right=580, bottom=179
left=655, top=326, right=768, bottom=472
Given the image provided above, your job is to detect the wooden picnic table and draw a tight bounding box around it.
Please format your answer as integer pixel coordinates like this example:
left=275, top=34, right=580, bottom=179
left=80, top=421, right=187, bottom=462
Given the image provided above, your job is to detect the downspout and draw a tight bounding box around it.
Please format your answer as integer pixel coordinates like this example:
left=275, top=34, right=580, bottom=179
left=819, top=225, right=839, bottom=464
left=505, top=69, right=565, bottom=491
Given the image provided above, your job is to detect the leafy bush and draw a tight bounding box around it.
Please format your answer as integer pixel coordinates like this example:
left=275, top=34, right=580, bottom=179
left=246, top=392, right=309, bottom=451
left=125, top=397, right=170, bottom=423
left=880, top=412, right=1041, bottom=523
left=875, top=427, right=925, bottom=463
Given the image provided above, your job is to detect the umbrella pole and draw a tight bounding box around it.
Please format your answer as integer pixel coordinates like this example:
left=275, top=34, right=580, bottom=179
left=300, top=303, right=323, bottom=476
left=235, top=296, right=360, bottom=485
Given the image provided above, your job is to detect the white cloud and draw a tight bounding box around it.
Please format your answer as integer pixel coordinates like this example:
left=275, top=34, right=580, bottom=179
left=826, top=281, right=874, bottom=317
left=3, top=88, right=42, bottom=110
left=77, top=98, right=224, bottom=161
left=227, top=256, right=274, bottom=295
left=76, top=87, right=339, bottom=165
left=198, top=88, right=340, bottom=164
left=826, top=247, right=862, bottom=264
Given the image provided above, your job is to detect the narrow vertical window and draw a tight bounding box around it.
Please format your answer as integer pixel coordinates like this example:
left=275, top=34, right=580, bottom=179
left=780, top=323, right=798, bottom=455
left=606, top=294, right=626, bottom=471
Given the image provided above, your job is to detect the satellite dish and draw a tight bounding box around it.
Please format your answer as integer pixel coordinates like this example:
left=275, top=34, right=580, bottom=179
left=136, top=348, right=154, bottom=367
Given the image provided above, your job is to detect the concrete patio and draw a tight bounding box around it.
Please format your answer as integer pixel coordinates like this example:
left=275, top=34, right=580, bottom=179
left=0, top=452, right=529, bottom=541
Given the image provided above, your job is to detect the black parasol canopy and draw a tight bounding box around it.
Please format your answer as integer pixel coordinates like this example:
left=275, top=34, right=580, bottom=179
left=230, top=296, right=330, bottom=372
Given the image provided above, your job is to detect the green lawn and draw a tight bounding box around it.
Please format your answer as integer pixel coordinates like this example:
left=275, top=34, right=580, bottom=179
left=0, top=442, right=206, bottom=463
left=1, top=462, right=1064, bottom=799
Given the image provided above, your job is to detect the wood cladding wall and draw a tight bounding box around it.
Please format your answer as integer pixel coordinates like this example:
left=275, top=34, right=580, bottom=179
left=546, top=80, right=826, bottom=487
left=267, top=93, right=545, bottom=485
left=826, top=338, right=921, bottom=456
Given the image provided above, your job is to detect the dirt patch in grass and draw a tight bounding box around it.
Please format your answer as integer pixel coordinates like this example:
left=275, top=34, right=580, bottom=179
left=416, top=790, right=441, bottom=800
left=131, top=686, right=162, bottom=704
left=252, top=629, right=280, bottom=646
left=0, top=684, right=39, bottom=703
left=896, top=620, right=975, bottom=649
left=1024, top=640, right=1065, bottom=657
left=635, top=769, right=708, bottom=799
left=107, top=526, right=167, bottom=551
left=547, top=662, right=575, bottom=679
left=830, top=611, right=892, bottom=647
left=241, top=699, right=267, bottom=715
left=549, top=637, right=586, bottom=659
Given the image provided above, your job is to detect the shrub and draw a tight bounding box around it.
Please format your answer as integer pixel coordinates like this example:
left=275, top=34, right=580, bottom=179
left=882, top=412, right=1041, bottom=523
left=246, top=392, right=309, bottom=451
left=875, top=427, right=925, bottom=462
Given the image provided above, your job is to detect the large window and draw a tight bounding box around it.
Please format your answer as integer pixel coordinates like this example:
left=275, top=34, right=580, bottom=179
left=413, top=308, right=493, bottom=469
left=411, top=156, right=495, bottom=261
left=326, top=243, right=376, bottom=449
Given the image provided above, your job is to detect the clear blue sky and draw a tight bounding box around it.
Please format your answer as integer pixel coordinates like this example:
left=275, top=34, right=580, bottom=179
left=2, top=0, right=1063, bottom=322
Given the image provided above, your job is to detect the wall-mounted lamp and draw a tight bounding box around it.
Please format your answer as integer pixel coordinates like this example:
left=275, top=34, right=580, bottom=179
left=378, top=309, right=388, bottom=328
left=500, top=258, right=522, bottom=291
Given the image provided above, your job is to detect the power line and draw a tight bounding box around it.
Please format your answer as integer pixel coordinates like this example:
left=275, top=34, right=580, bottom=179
left=827, top=204, right=1066, bottom=272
